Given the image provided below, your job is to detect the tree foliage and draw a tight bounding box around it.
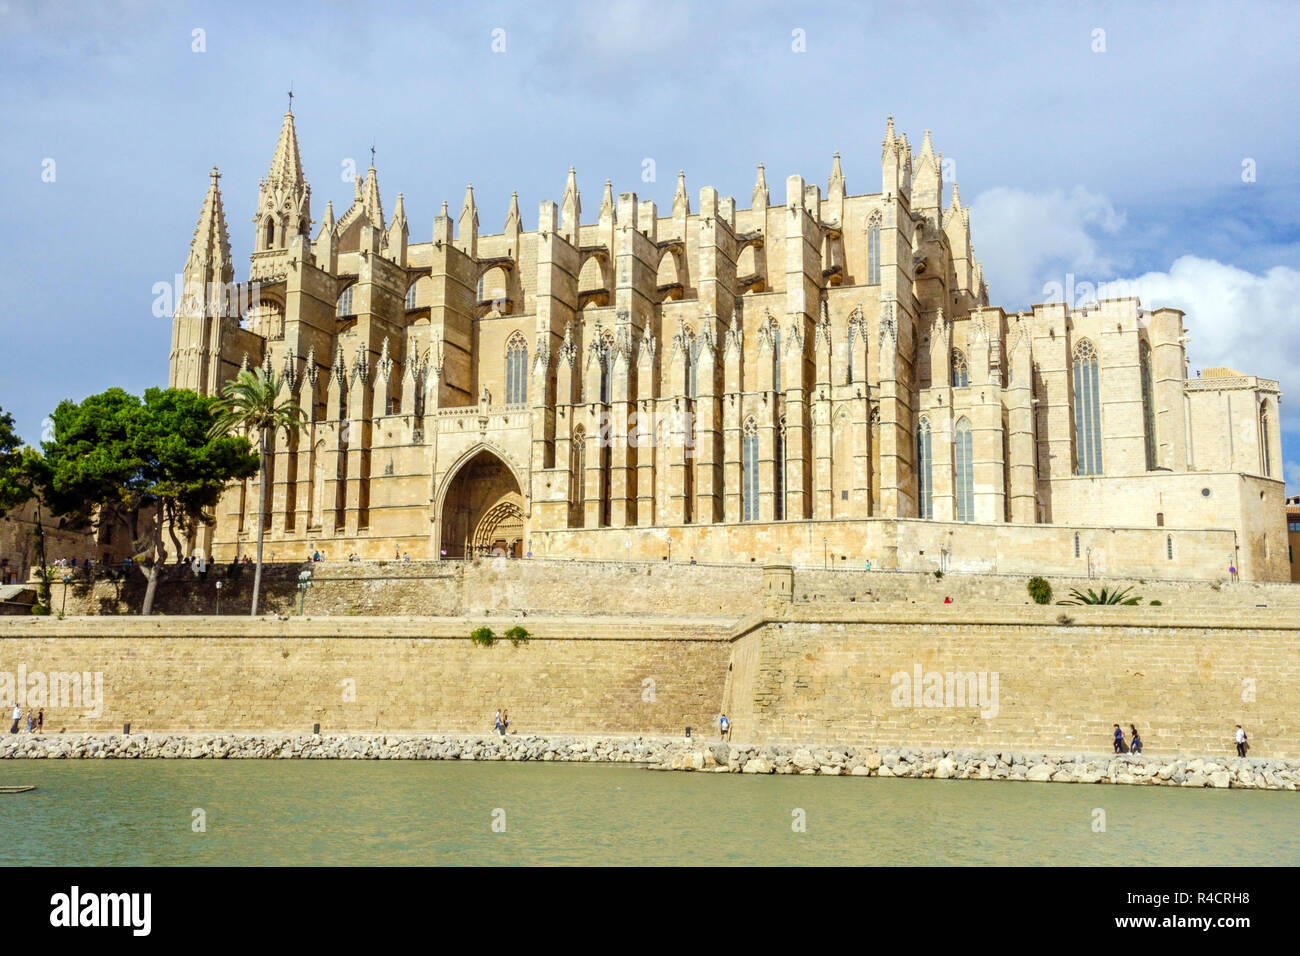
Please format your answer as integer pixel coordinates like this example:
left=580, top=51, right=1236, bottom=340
left=41, top=387, right=257, bottom=614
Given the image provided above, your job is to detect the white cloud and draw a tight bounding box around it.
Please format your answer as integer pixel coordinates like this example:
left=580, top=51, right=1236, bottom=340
left=970, top=186, right=1127, bottom=309
left=970, top=187, right=1300, bottom=438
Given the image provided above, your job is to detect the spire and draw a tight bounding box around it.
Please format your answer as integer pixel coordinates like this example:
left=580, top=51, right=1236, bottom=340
left=316, top=199, right=335, bottom=237
left=599, top=179, right=614, bottom=221
left=505, top=190, right=521, bottom=233
left=256, top=107, right=311, bottom=251
left=673, top=170, right=689, bottom=217
left=560, top=165, right=581, bottom=243
left=828, top=151, right=845, bottom=201
left=918, top=129, right=936, bottom=166
left=882, top=115, right=896, bottom=154
left=266, top=109, right=305, bottom=187
left=391, top=191, right=406, bottom=224
left=186, top=167, right=233, bottom=283
left=362, top=163, right=383, bottom=228
left=459, top=182, right=478, bottom=231
left=753, top=163, right=769, bottom=207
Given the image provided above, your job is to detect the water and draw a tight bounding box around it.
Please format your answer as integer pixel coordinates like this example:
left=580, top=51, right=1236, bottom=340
left=2, top=761, right=1297, bottom=866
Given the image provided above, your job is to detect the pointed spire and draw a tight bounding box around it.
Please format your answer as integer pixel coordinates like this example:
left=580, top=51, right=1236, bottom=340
left=316, top=199, right=335, bottom=236
left=441, top=199, right=449, bottom=217
left=505, top=190, right=521, bottom=232
left=266, top=109, right=305, bottom=187
left=459, top=183, right=478, bottom=230
left=828, top=151, right=845, bottom=200
left=919, top=130, right=935, bottom=161
left=186, top=166, right=233, bottom=282
left=561, top=165, right=581, bottom=242
left=599, top=179, right=614, bottom=221
left=673, top=170, right=689, bottom=217
left=882, top=115, right=896, bottom=152
left=362, top=163, right=383, bottom=228
left=753, top=163, right=769, bottom=207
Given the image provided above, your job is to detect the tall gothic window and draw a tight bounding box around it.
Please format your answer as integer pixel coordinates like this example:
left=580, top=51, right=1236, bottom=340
left=771, top=322, right=782, bottom=392
left=684, top=327, right=698, bottom=400
left=571, top=427, right=586, bottom=526
left=1140, top=341, right=1157, bottom=470
left=916, top=416, right=933, bottom=519
left=743, top=418, right=760, bottom=521
left=404, top=282, right=418, bottom=311
left=775, top=416, right=786, bottom=521
left=951, top=349, right=969, bottom=388
left=505, top=332, right=528, bottom=404
left=867, top=212, right=881, bottom=286
left=954, top=416, right=974, bottom=522
left=1072, top=339, right=1103, bottom=475
left=1260, top=403, right=1273, bottom=477
left=599, top=330, right=614, bottom=404
left=336, top=286, right=354, bottom=318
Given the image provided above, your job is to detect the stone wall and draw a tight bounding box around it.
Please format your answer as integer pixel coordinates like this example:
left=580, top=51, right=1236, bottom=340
left=43, top=556, right=1300, bottom=618
left=724, top=603, right=1300, bottom=757
left=0, top=616, right=733, bottom=736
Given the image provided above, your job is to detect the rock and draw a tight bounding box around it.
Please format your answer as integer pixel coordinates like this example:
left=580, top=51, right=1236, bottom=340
left=850, top=765, right=872, bottom=776
left=865, top=752, right=882, bottom=770
left=791, top=749, right=816, bottom=771
left=1209, top=771, right=1231, bottom=789
left=1026, top=764, right=1053, bottom=782
left=742, top=757, right=771, bottom=774
left=710, top=744, right=730, bottom=766
left=934, top=758, right=956, bottom=779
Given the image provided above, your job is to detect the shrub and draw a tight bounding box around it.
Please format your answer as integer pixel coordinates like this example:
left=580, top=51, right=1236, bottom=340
left=1057, top=586, right=1141, bottom=606
left=933, top=569, right=944, bottom=579
left=1027, top=576, right=1053, bottom=605
left=505, top=625, right=531, bottom=647
left=1149, top=599, right=1162, bottom=606
left=470, top=626, right=496, bottom=647
left=30, top=603, right=49, bottom=616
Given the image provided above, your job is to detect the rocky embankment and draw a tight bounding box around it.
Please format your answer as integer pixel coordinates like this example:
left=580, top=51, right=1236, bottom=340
left=1, top=733, right=1296, bottom=790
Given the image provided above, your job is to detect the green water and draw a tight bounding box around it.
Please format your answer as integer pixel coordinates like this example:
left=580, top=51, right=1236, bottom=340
left=2, top=761, right=1296, bottom=866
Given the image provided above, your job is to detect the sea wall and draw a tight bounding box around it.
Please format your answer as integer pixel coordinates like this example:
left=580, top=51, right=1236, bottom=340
left=724, top=604, right=1300, bottom=757
left=0, top=616, right=733, bottom=736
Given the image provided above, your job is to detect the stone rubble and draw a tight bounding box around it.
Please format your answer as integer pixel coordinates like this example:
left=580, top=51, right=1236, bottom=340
left=0, top=734, right=1296, bottom=790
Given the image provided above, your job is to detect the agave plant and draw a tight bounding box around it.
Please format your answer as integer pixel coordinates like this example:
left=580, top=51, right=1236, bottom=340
left=1057, top=586, right=1142, bottom=606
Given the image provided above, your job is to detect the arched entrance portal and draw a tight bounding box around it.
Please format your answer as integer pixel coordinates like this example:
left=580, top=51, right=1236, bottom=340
left=439, top=449, right=525, bottom=558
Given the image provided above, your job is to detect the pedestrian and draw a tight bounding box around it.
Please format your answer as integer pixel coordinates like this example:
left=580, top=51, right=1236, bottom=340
left=943, top=595, right=953, bottom=604
left=9, top=703, right=19, bottom=734
left=25, top=710, right=33, bottom=734
left=1129, top=725, right=1142, bottom=754
left=403, top=552, right=410, bottom=562
left=501, top=710, right=510, bottom=735
left=1235, top=724, right=1248, bottom=757
left=36, top=709, right=43, bottom=734
left=1112, top=723, right=1126, bottom=754
left=493, top=709, right=503, bottom=735
left=719, top=713, right=730, bottom=741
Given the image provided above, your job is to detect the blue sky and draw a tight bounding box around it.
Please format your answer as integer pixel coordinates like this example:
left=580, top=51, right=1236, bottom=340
left=2, top=0, right=1298, bottom=487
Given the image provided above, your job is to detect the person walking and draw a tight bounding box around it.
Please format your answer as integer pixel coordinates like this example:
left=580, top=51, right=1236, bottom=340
left=493, top=709, right=503, bottom=735
left=719, top=713, right=730, bottom=741
left=1129, top=725, right=1142, bottom=754
left=1235, top=724, right=1248, bottom=757
left=9, top=703, right=20, bottom=734
left=25, top=710, right=33, bottom=734
left=36, top=709, right=43, bottom=734
left=1112, top=724, right=1126, bottom=754
left=502, top=710, right=510, bottom=735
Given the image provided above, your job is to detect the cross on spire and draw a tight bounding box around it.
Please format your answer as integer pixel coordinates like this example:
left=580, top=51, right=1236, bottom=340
left=370, top=142, right=376, bottom=166
left=286, top=83, right=294, bottom=111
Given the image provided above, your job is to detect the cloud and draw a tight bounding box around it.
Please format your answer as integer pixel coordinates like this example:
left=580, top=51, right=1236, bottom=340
left=970, top=186, right=1127, bottom=310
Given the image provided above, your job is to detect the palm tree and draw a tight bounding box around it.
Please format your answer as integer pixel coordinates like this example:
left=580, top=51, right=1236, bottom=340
left=210, top=369, right=305, bottom=615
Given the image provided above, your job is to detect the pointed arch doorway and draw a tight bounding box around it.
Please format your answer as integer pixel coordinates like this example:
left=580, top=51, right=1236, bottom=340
left=438, top=448, right=526, bottom=558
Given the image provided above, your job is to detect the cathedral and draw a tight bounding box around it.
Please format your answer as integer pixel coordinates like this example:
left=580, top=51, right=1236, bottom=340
left=168, top=108, right=1287, bottom=581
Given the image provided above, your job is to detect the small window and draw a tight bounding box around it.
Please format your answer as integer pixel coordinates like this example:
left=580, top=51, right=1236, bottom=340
left=841, top=490, right=849, bottom=501
left=1074, top=533, right=1080, bottom=558
left=336, top=286, right=354, bottom=318
left=1166, top=535, right=1173, bottom=560
left=1156, top=512, right=1164, bottom=527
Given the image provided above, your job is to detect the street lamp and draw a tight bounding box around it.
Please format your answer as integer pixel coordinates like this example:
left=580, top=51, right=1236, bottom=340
left=298, top=569, right=313, bottom=615
left=1086, top=547, right=1094, bottom=579
left=61, top=573, right=73, bottom=617
left=215, top=579, right=223, bottom=616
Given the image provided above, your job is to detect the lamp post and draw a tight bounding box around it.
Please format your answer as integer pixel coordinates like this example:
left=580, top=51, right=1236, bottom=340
left=1086, top=547, right=1094, bottom=580
left=61, top=573, right=73, bottom=618
left=215, top=579, right=223, bottom=616
left=298, top=569, right=313, bottom=616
